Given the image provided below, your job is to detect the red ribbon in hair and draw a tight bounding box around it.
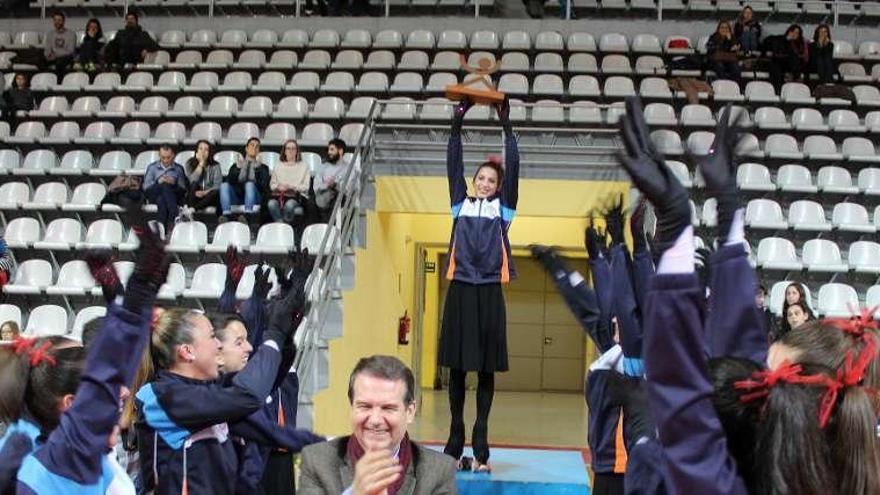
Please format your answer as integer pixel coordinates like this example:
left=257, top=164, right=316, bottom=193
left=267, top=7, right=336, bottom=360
left=28, top=341, right=56, bottom=367
left=10, top=336, right=56, bottom=367
left=821, top=306, right=879, bottom=338
left=734, top=337, right=878, bottom=428
left=485, top=155, right=502, bottom=166
left=11, top=336, right=36, bottom=355
left=734, top=361, right=805, bottom=403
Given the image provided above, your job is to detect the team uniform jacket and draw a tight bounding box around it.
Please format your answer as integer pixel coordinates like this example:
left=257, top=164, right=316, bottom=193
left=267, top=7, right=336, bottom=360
left=644, top=270, right=748, bottom=495
left=705, top=243, right=768, bottom=364
left=444, top=131, right=520, bottom=284
left=624, top=242, right=764, bottom=495
left=234, top=371, right=323, bottom=494
left=539, top=248, right=628, bottom=476
left=135, top=341, right=281, bottom=495
left=11, top=304, right=152, bottom=494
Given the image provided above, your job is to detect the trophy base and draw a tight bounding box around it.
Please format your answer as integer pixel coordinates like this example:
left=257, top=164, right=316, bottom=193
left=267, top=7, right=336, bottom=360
left=445, top=84, right=506, bottom=105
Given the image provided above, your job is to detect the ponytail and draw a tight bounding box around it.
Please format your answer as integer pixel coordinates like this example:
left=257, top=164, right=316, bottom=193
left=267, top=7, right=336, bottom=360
left=831, top=384, right=880, bottom=494
left=754, top=375, right=835, bottom=495
left=149, top=308, right=201, bottom=371
left=0, top=346, right=30, bottom=423
left=0, top=338, right=85, bottom=431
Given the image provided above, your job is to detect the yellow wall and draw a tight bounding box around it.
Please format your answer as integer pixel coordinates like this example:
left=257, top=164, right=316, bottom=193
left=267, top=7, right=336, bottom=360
left=312, top=176, right=629, bottom=436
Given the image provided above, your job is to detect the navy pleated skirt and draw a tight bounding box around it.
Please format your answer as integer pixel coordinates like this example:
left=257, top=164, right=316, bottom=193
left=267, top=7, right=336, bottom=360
left=439, top=280, right=508, bottom=373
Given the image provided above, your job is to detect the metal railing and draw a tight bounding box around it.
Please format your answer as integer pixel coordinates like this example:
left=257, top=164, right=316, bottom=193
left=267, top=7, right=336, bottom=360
left=36, top=0, right=869, bottom=22
left=291, top=98, right=379, bottom=403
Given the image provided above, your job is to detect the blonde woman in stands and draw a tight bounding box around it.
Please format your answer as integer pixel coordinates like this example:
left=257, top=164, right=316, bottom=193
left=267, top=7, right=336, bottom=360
left=734, top=6, right=761, bottom=54
left=267, top=139, right=311, bottom=224
left=706, top=21, right=742, bottom=84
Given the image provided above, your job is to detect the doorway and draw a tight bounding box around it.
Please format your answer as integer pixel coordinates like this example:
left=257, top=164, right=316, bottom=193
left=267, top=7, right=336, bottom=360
left=437, top=255, right=592, bottom=392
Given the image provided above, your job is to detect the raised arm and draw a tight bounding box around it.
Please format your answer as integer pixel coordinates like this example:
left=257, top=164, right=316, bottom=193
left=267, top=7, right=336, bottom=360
left=610, top=244, right=644, bottom=377
left=698, top=104, right=768, bottom=364
left=139, top=283, right=302, bottom=431
left=497, top=99, right=520, bottom=215
left=586, top=224, right=616, bottom=352
left=138, top=342, right=281, bottom=432
left=619, top=96, right=747, bottom=495
left=531, top=246, right=605, bottom=351
left=629, top=200, right=655, bottom=313
left=29, top=219, right=167, bottom=486
left=447, top=101, right=471, bottom=215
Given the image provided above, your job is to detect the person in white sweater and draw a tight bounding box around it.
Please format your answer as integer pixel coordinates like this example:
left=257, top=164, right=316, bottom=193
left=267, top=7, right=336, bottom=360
left=267, top=139, right=311, bottom=223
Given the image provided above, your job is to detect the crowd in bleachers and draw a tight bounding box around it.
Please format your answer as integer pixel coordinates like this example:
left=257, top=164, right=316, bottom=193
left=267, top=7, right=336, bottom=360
left=3, top=4, right=880, bottom=492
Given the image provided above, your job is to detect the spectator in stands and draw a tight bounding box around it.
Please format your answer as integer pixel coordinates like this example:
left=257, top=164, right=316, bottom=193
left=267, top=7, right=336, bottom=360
left=733, top=6, right=761, bottom=54
left=776, top=281, right=815, bottom=339
left=315, top=138, right=350, bottom=222
left=143, top=144, right=188, bottom=233
left=299, top=355, right=456, bottom=493
left=185, top=140, right=222, bottom=213
left=0, top=232, right=12, bottom=290
left=810, top=24, right=836, bottom=85
left=329, top=0, right=371, bottom=16
left=2, top=73, right=34, bottom=126
left=42, top=11, right=76, bottom=78
left=756, top=284, right=779, bottom=342
left=267, top=139, right=310, bottom=224
left=784, top=301, right=814, bottom=333
left=105, top=12, right=158, bottom=68
left=302, top=0, right=325, bottom=16
left=76, top=18, right=105, bottom=73
left=763, top=24, right=809, bottom=91
left=0, top=320, right=19, bottom=341
left=706, top=20, right=742, bottom=84
left=221, top=137, right=270, bottom=223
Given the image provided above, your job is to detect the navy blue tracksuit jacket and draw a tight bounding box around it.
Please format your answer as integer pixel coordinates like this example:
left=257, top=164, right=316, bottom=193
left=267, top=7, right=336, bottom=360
left=9, top=303, right=151, bottom=494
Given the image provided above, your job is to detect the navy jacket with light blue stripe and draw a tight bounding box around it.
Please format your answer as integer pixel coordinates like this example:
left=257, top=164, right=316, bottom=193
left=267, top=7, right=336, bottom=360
left=13, top=303, right=152, bottom=494
left=540, top=251, right=625, bottom=474
left=443, top=131, right=520, bottom=284
left=135, top=341, right=281, bottom=495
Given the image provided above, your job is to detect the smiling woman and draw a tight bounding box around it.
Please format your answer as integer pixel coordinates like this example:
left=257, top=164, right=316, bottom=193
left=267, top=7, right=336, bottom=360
left=438, top=97, right=521, bottom=473
left=212, top=313, right=252, bottom=374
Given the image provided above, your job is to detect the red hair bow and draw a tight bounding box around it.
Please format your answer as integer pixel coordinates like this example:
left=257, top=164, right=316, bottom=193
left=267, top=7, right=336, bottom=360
left=11, top=336, right=36, bottom=355
left=734, top=361, right=804, bottom=404
left=10, top=336, right=56, bottom=367
left=485, top=155, right=502, bottom=166
left=812, top=338, right=876, bottom=427
left=822, top=306, right=879, bottom=338
left=28, top=341, right=56, bottom=367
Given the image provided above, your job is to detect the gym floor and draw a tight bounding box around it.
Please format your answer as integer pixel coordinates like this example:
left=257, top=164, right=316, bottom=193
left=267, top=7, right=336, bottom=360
left=410, top=390, right=588, bottom=449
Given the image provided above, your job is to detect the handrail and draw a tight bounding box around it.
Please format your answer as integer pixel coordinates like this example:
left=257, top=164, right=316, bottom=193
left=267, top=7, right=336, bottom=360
left=292, top=98, right=380, bottom=399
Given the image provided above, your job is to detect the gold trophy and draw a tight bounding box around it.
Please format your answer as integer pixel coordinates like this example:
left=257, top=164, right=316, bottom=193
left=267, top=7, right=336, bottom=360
left=445, top=54, right=506, bottom=105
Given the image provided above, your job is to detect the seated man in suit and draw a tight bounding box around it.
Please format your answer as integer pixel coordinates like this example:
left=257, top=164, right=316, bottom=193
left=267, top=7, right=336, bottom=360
left=299, top=355, right=457, bottom=495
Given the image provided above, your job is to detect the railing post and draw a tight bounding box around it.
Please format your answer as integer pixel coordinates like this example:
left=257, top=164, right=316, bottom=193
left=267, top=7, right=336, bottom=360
left=566, top=0, right=571, bottom=20
left=209, top=0, right=215, bottom=18
left=296, top=0, right=300, bottom=17
left=833, top=0, right=839, bottom=27
left=385, top=0, right=390, bottom=17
